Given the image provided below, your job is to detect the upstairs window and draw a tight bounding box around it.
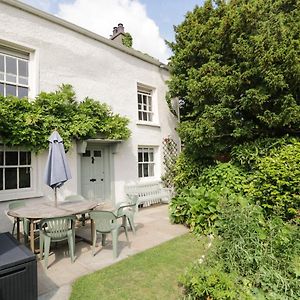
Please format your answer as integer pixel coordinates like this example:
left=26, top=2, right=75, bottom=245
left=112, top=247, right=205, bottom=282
left=0, top=48, right=29, bottom=98
left=137, top=86, right=153, bottom=122
left=138, top=147, right=154, bottom=178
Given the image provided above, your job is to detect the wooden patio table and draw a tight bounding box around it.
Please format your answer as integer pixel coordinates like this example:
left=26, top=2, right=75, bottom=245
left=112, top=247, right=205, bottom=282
left=7, top=199, right=99, bottom=253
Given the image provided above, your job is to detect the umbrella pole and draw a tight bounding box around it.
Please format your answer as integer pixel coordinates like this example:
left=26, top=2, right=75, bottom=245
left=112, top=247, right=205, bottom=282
left=54, top=187, right=57, bottom=207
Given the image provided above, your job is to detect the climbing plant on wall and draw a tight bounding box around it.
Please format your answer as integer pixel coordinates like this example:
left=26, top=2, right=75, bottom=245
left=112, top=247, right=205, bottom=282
left=0, top=84, right=131, bottom=151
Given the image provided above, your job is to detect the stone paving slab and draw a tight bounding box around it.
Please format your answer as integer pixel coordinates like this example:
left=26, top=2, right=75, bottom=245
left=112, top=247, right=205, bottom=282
left=37, top=204, right=188, bottom=300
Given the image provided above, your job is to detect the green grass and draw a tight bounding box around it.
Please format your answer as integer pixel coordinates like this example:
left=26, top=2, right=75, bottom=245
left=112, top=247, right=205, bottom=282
left=70, top=233, right=207, bottom=300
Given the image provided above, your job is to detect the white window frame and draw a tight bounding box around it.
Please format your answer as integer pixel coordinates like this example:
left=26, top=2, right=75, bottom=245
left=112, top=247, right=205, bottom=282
left=137, top=87, right=153, bottom=122
left=136, top=83, right=159, bottom=126
left=138, top=147, right=155, bottom=178
left=0, top=146, right=41, bottom=202
left=0, top=47, right=29, bottom=98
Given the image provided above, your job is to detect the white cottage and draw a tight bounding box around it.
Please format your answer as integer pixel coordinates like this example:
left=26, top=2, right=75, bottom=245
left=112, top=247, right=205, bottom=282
left=0, top=0, right=179, bottom=231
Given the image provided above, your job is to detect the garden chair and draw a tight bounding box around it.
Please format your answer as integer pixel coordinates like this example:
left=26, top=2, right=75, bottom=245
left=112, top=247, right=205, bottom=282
left=65, top=194, right=88, bottom=225
left=115, top=195, right=139, bottom=235
left=8, top=200, right=30, bottom=243
left=89, top=211, right=129, bottom=259
left=39, top=216, right=76, bottom=268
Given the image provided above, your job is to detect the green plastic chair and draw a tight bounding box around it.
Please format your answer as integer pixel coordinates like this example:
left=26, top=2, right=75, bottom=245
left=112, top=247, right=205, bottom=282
left=65, top=194, right=88, bottom=225
left=115, top=195, right=139, bottom=235
left=8, top=201, right=30, bottom=243
left=39, top=216, right=76, bottom=268
left=90, top=211, right=129, bottom=259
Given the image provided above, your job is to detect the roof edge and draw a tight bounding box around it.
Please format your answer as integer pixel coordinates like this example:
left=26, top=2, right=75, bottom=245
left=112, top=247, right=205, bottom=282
left=1, top=0, right=169, bottom=69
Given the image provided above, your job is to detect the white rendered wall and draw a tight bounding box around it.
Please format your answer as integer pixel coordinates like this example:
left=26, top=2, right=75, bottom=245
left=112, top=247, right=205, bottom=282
left=0, top=2, right=179, bottom=231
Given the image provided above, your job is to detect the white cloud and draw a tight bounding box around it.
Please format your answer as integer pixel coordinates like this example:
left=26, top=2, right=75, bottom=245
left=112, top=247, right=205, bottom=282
left=56, top=0, right=170, bottom=63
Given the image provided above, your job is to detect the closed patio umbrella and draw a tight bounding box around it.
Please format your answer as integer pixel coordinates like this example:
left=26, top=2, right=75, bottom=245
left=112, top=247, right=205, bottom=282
left=44, top=130, right=71, bottom=207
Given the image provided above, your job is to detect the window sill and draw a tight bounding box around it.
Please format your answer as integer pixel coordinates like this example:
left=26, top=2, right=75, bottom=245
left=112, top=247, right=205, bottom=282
left=0, top=190, right=43, bottom=202
left=136, top=121, right=160, bottom=128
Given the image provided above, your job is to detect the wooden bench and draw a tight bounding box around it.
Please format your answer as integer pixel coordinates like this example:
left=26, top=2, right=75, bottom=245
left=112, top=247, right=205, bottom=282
left=124, top=181, right=172, bottom=208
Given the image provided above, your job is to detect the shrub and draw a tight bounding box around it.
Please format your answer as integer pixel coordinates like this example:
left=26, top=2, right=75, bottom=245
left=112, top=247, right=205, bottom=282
left=199, top=162, right=248, bottom=194
left=170, top=161, right=249, bottom=234
left=170, top=186, right=233, bottom=235
left=180, top=261, right=251, bottom=300
left=172, top=152, right=206, bottom=192
left=180, top=200, right=300, bottom=299
left=231, top=136, right=293, bottom=170
left=247, top=139, right=300, bottom=219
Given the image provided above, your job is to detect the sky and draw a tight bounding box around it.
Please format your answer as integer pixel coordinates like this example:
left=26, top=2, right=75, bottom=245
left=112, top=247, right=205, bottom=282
left=20, top=0, right=204, bottom=63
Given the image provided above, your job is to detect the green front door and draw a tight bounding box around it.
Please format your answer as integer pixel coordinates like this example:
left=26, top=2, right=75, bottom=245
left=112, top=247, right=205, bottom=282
left=81, top=147, right=105, bottom=201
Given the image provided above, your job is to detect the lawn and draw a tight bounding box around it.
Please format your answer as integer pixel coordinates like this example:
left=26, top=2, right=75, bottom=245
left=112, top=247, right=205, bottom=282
left=70, top=233, right=207, bottom=300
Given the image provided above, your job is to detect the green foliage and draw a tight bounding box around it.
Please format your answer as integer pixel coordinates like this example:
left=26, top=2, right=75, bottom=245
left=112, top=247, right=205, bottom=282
left=170, top=186, right=229, bottom=235
left=231, top=135, right=293, bottom=169
left=172, top=152, right=206, bottom=192
left=180, top=201, right=300, bottom=299
left=180, top=262, right=251, bottom=300
left=122, top=33, right=133, bottom=48
left=170, top=161, right=249, bottom=234
left=247, top=139, right=300, bottom=219
left=199, top=162, right=248, bottom=194
left=0, top=84, right=130, bottom=151
left=167, top=0, right=300, bottom=158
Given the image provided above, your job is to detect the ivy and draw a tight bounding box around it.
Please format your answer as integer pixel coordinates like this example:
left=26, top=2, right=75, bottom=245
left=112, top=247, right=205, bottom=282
left=0, top=84, right=131, bottom=151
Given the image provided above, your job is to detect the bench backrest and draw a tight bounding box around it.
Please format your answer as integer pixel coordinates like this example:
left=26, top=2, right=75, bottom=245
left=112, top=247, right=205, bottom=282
left=125, top=181, right=161, bottom=196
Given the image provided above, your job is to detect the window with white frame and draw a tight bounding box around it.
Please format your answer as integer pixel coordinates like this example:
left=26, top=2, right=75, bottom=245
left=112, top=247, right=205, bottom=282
left=137, top=86, right=153, bottom=122
left=0, top=150, right=31, bottom=190
left=0, top=48, right=29, bottom=98
left=138, top=147, right=154, bottom=178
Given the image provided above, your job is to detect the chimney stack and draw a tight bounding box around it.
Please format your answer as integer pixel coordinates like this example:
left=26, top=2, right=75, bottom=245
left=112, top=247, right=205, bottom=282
left=110, top=23, right=126, bottom=44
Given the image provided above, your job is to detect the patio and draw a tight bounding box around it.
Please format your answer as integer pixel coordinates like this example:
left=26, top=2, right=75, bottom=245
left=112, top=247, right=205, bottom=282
left=37, top=204, right=188, bottom=300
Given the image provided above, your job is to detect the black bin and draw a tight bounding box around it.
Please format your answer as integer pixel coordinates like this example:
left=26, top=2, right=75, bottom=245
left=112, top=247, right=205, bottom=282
left=0, top=232, right=37, bottom=300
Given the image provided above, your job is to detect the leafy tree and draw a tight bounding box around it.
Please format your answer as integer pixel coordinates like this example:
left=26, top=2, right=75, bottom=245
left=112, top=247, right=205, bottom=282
left=167, top=0, right=300, bottom=159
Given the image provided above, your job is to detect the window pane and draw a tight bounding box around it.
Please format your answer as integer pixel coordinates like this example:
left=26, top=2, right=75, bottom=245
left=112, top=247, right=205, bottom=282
left=5, top=151, right=18, bottom=165
left=18, top=86, right=28, bottom=98
left=149, top=164, right=154, bottom=176
left=144, top=152, right=149, bottom=162
left=5, top=168, right=17, bottom=189
left=143, top=95, right=147, bottom=104
left=83, top=150, right=91, bottom=157
left=94, top=150, right=101, bottom=157
left=18, top=60, right=28, bottom=85
left=6, top=84, right=16, bottom=96
left=6, top=56, right=17, bottom=74
left=149, top=151, right=154, bottom=162
left=18, top=60, right=28, bottom=77
left=143, top=164, right=149, bottom=177
left=0, top=152, right=3, bottom=165
left=143, top=112, right=147, bottom=121
left=138, top=111, right=142, bottom=120
left=6, top=57, right=17, bottom=83
left=138, top=151, right=142, bottom=162
left=20, top=152, right=31, bottom=165
left=148, top=113, right=153, bottom=122
left=19, top=167, right=30, bottom=188
left=0, top=55, right=4, bottom=81
left=0, top=169, right=2, bottom=190
left=0, top=83, right=3, bottom=96
left=138, top=94, right=142, bottom=103
left=138, top=164, right=143, bottom=178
